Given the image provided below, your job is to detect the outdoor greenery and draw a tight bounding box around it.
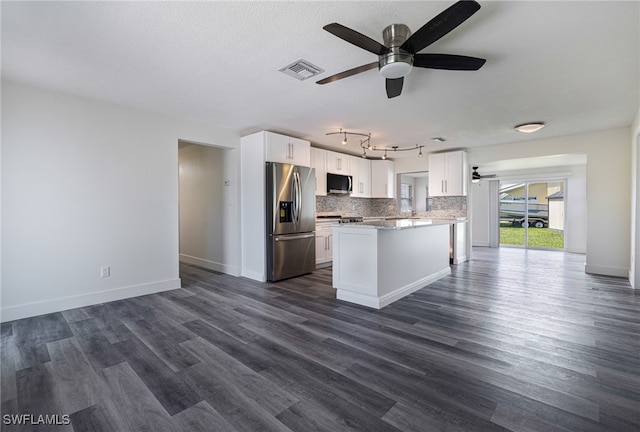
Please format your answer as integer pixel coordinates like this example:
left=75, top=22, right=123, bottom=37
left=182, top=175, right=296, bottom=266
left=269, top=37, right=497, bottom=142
left=500, top=225, right=564, bottom=249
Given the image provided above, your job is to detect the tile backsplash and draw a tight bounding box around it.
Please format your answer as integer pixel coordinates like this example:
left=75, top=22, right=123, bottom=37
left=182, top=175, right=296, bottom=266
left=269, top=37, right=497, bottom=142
left=316, top=195, right=467, bottom=219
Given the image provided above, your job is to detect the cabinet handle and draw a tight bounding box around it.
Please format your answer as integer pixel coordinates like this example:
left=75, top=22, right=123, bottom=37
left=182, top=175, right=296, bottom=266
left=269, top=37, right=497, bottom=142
left=290, top=142, right=294, bottom=160
left=337, top=157, right=341, bottom=171
left=445, top=180, right=448, bottom=193
left=441, top=180, right=444, bottom=193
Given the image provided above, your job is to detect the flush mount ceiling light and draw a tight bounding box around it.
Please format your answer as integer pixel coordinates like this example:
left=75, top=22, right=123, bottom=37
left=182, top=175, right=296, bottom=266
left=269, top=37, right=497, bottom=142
left=514, top=122, right=545, bottom=133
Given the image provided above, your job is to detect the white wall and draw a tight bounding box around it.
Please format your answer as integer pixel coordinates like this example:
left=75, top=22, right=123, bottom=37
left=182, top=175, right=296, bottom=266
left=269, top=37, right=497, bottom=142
left=415, top=177, right=429, bottom=212
left=468, top=128, right=631, bottom=277
left=1, top=81, right=239, bottom=321
left=394, top=155, right=429, bottom=174
left=470, top=181, right=491, bottom=247
left=631, top=108, right=640, bottom=288
left=178, top=144, right=240, bottom=276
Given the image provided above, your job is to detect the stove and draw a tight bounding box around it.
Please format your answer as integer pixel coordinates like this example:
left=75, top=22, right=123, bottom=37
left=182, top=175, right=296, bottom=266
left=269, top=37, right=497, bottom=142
left=339, top=217, right=363, bottom=224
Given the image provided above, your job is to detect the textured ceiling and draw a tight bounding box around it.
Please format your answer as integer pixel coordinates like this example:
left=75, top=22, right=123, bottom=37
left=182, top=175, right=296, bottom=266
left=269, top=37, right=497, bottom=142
left=2, top=1, right=638, bottom=159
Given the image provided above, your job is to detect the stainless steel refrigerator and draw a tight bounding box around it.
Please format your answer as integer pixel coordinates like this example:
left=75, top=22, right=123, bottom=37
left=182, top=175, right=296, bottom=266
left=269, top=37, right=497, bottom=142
left=266, top=162, right=316, bottom=281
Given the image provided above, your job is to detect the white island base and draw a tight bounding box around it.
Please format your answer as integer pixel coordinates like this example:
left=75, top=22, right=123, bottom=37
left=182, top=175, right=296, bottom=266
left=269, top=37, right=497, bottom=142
left=332, top=221, right=452, bottom=309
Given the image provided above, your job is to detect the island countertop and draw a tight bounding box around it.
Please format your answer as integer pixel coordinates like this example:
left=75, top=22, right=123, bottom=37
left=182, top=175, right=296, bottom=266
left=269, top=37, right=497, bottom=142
left=343, top=218, right=467, bottom=230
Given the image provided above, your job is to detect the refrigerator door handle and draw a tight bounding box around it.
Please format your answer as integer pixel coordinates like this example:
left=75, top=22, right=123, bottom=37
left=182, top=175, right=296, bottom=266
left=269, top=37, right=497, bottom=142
left=270, top=166, right=277, bottom=233
left=274, top=233, right=315, bottom=241
left=293, top=171, right=302, bottom=227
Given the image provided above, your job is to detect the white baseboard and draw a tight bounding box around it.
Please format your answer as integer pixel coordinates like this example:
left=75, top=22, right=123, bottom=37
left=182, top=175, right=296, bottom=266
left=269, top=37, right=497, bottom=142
left=240, top=269, right=266, bottom=282
left=472, top=241, right=490, bottom=247
left=336, top=267, right=451, bottom=309
left=180, top=254, right=240, bottom=277
left=585, top=264, right=629, bottom=278
left=1, top=278, right=180, bottom=323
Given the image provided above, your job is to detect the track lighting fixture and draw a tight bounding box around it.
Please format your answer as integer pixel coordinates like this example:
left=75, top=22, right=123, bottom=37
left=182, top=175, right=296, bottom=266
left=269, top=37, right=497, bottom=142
left=327, top=129, right=425, bottom=159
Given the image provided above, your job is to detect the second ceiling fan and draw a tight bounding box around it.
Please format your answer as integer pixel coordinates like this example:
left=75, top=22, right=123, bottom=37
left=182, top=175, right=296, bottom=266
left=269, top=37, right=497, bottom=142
left=317, top=0, right=486, bottom=98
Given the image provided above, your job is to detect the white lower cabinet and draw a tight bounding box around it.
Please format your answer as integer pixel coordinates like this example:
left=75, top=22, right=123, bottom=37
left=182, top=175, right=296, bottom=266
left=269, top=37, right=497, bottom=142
left=315, top=223, right=333, bottom=266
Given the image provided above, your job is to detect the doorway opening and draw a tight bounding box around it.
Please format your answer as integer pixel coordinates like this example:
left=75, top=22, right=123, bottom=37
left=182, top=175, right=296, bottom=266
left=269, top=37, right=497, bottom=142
left=499, top=180, right=565, bottom=250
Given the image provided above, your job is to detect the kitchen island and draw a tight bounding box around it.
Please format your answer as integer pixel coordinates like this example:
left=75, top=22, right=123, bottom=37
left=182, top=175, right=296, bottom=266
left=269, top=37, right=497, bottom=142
left=332, top=219, right=461, bottom=309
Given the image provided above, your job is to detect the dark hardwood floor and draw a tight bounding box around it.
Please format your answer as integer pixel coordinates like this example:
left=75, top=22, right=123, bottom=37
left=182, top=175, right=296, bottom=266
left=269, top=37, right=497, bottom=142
left=1, top=247, right=639, bottom=431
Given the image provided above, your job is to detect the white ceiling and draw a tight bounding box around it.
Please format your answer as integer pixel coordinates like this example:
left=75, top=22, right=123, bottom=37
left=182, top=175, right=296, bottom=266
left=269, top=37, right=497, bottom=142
left=2, top=1, right=638, bottom=159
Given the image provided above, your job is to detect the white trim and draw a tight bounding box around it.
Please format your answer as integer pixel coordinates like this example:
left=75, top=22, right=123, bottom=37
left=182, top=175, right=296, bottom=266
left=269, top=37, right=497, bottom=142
left=493, top=171, right=573, bottom=183
left=0, top=278, right=180, bottom=322
left=336, top=267, right=451, bottom=309
left=180, top=254, right=240, bottom=277
left=240, top=269, right=266, bottom=282
left=585, top=264, right=629, bottom=278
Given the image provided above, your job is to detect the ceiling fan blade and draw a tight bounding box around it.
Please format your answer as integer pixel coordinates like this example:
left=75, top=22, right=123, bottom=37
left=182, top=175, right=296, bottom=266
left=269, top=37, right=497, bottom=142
left=323, top=23, right=388, bottom=55
left=413, top=53, right=486, bottom=70
left=316, top=62, right=378, bottom=85
left=401, top=0, right=481, bottom=54
left=386, top=77, right=404, bottom=98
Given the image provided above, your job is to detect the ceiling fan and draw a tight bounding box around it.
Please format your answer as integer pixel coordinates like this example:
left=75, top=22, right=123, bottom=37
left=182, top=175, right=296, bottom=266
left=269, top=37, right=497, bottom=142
left=316, top=0, right=486, bottom=98
left=472, top=166, right=496, bottom=183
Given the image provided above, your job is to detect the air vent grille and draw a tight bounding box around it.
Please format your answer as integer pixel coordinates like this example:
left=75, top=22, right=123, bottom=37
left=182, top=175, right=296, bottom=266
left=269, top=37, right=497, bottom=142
left=279, top=59, right=324, bottom=81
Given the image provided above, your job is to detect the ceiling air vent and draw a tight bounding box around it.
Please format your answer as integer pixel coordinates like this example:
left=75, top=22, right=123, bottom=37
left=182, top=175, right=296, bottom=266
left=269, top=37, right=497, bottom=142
left=279, top=59, right=324, bottom=81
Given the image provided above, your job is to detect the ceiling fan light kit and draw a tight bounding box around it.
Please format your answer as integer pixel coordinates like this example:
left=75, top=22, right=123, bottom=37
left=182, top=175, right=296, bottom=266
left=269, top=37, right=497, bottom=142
left=471, top=166, right=496, bottom=183
left=316, top=0, right=486, bottom=98
left=515, top=122, right=546, bottom=133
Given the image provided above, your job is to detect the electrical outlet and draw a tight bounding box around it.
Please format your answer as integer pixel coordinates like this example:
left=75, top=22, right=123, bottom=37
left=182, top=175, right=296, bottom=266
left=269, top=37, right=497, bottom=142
left=100, top=266, right=110, bottom=278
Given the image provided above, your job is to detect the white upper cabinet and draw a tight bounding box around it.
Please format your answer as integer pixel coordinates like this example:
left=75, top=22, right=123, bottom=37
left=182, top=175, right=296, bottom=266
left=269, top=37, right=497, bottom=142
left=310, top=147, right=327, bottom=196
left=265, top=131, right=310, bottom=167
left=371, top=160, right=395, bottom=198
left=350, top=155, right=371, bottom=198
left=326, top=150, right=351, bottom=175
left=428, top=151, right=468, bottom=196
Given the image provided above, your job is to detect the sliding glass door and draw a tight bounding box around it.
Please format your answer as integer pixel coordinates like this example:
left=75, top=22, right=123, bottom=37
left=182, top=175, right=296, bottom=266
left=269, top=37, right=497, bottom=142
left=499, top=180, right=565, bottom=249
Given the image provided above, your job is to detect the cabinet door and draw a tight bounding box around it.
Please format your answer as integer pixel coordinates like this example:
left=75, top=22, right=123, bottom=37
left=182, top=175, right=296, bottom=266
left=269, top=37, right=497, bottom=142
left=326, top=151, right=350, bottom=174
left=355, top=157, right=371, bottom=197
left=371, top=160, right=394, bottom=198
left=315, top=231, right=327, bottom=265
left=265, top=132, right=291, bottom=164
left=311, top=147, right=327, bottom=196
left=429, top=151, right=467, bottom=196
left=265, top=132, right=310, bottom=166
left=350, top=155, right=361, bottom=197
left=428, top=153, right=446, bottom=197
left=443, top=151, right=467, bottom=196
left=290, top=137, right=311, bottom=167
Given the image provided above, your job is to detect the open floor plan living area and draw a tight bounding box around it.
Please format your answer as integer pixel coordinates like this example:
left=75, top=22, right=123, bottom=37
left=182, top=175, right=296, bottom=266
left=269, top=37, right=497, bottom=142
left=2, top=248, right=639, bottom=431
left=2, top=1, right=639, bottom=431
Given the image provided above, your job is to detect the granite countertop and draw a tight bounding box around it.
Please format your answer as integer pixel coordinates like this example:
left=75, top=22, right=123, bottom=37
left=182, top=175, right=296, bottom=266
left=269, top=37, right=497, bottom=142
left=334, top=218, right=466, bottom=230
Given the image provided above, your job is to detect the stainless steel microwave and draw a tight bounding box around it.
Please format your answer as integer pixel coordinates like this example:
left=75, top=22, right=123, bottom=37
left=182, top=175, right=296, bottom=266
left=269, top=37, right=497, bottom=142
left=327, top=173, right=352, bottom=194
